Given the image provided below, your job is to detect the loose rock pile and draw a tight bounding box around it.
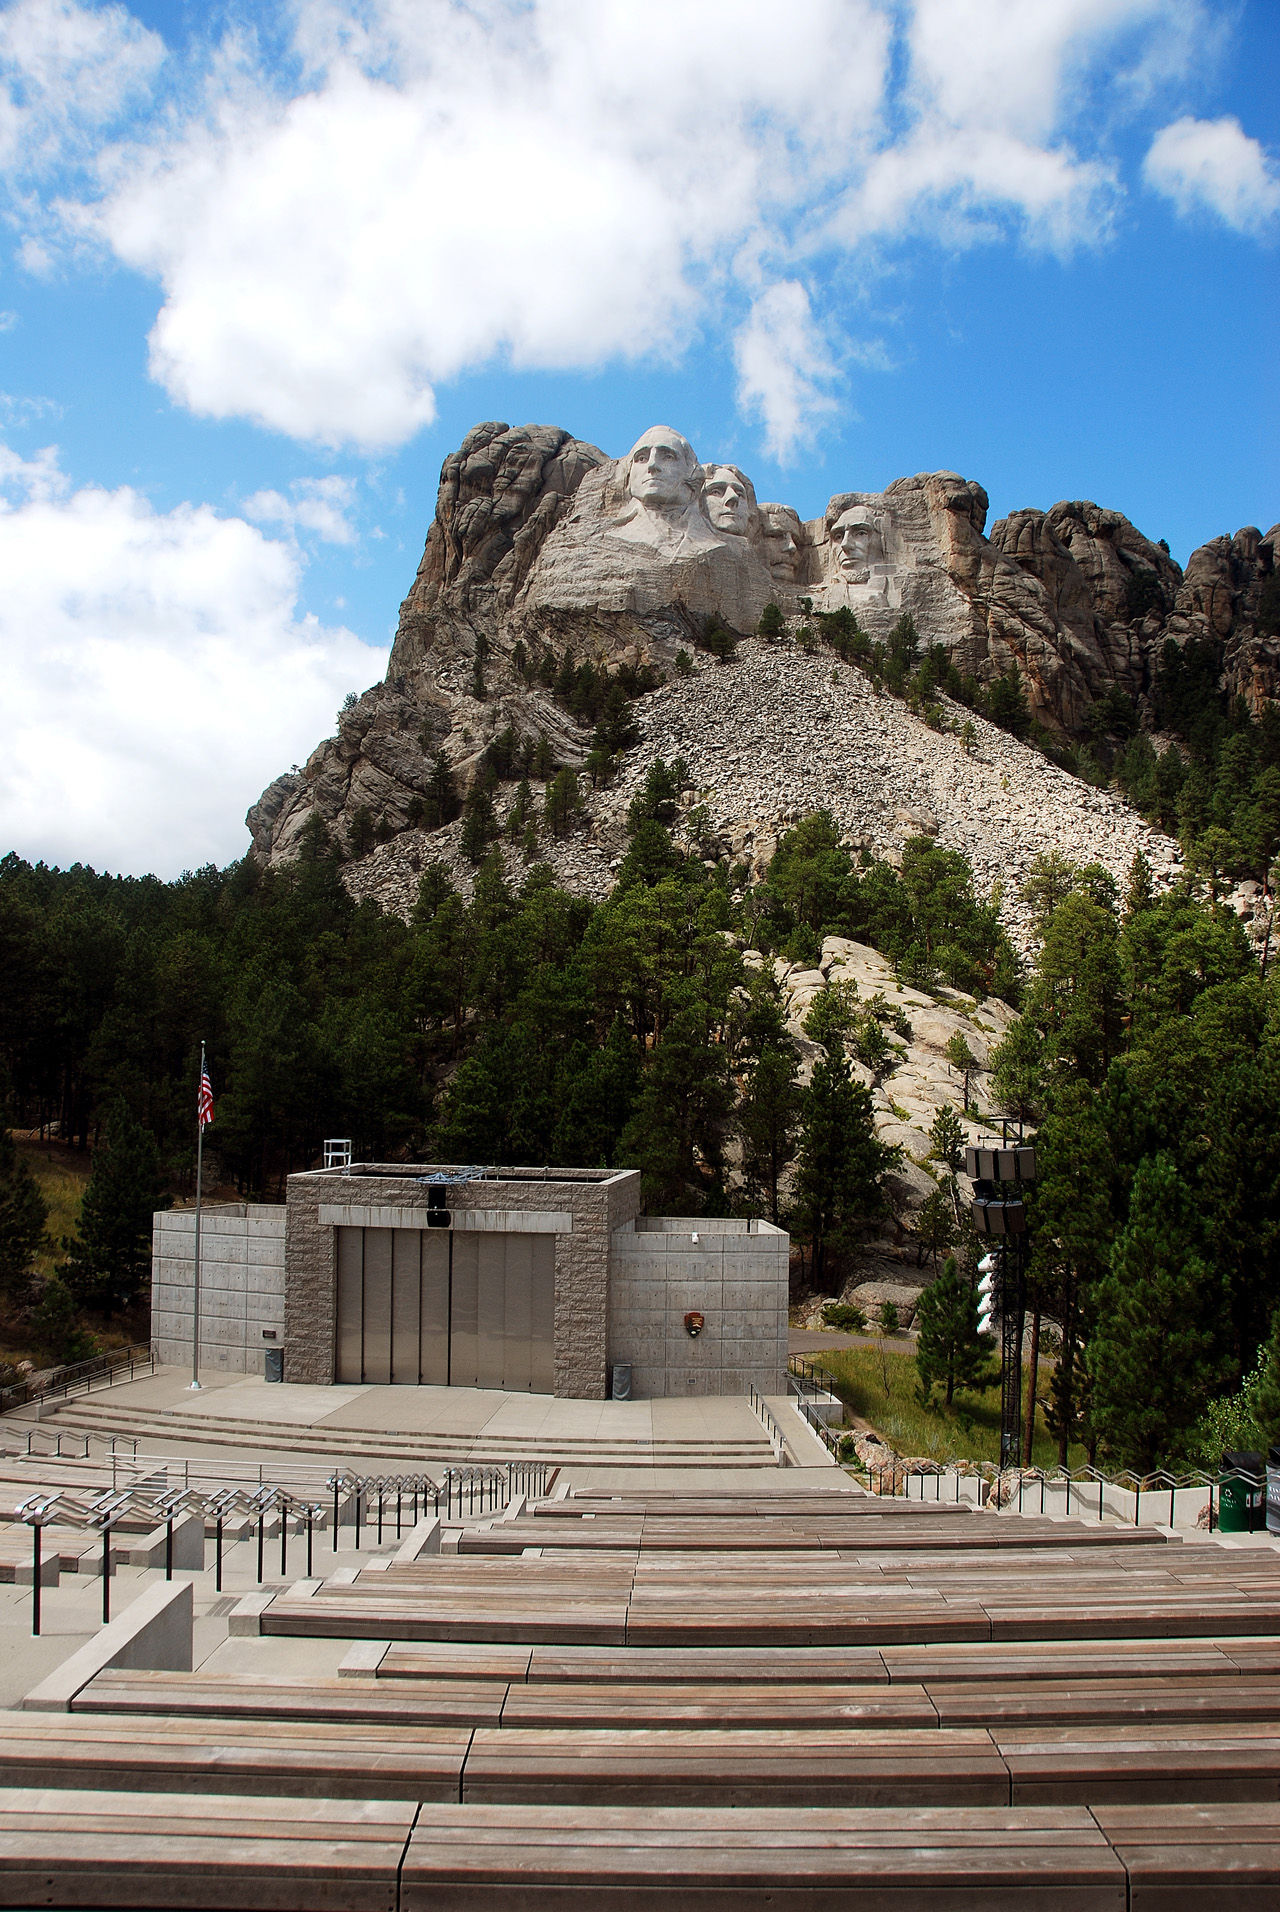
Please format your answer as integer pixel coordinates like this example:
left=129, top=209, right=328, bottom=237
left=343, top=637, right=1183, bottom=955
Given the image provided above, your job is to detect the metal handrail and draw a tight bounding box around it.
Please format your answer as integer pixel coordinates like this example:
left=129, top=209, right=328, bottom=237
left=0, top=1343, right=155, bottom=1417
left=747, top=1385, right=787, bottom=1464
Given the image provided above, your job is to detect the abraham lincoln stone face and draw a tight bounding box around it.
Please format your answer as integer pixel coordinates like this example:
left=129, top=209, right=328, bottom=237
left=830, top=509, right=884, bottom=581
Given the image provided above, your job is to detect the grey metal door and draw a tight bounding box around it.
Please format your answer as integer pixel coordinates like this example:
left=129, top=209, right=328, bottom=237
left=335, top=1227, right=553, bottom=1391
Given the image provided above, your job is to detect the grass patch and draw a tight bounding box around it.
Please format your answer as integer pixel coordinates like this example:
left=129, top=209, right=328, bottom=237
left=815, top=1342, right=1084, bottom=1470
left=14, top=1138, right=90, bottom=1278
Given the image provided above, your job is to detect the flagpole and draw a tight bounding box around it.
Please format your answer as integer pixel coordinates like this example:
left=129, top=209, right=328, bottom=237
left=190, top=1041, right=205, bottom=1391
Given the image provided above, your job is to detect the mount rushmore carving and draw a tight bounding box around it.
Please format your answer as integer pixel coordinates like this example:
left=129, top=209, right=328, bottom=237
left=247, top=418, right=1278, bottom=868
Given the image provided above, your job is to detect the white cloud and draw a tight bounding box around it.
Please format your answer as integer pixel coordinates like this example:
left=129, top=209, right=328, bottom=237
left=13, top=0, right=1203, bottom=456
left=0, top=0, right=1238, bottom=455
left=0, top=446, right=386, bottom=876
left=242, top=475, right=358, bottom=545
left=1143, top=115, right=1280, bottom=233
left=734, top=283, right=839, bottom=463
left=0, top=0, right=162, bottom=175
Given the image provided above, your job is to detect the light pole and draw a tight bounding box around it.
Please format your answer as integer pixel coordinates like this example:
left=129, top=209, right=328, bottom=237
left=966, top=1130, right=1037, bottom=1470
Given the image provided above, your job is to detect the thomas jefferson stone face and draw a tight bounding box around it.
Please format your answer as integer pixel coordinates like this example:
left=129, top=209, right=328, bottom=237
left=702, top=465, right=754, bottom=537
left=830, top=509, right=884, bottom=580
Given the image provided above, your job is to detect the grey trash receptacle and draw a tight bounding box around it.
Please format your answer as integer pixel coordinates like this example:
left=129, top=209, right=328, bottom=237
left=1268, top=1446, right=1280, bottom=1535
left=264, top=1347, right=284, bottom=1383
left=611, top=1364, right=632, bottom=1402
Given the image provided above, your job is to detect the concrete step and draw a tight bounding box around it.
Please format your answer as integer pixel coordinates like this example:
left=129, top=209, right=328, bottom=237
left=47, top=1400, right=779, bottom=1468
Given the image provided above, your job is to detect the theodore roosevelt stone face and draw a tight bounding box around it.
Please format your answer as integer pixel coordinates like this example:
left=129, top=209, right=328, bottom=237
left=759, top=503, right=804, bottom=585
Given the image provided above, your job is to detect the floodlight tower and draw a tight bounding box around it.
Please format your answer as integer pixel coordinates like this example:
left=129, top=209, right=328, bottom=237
left=966, top=1131, right=1037, bottom=1470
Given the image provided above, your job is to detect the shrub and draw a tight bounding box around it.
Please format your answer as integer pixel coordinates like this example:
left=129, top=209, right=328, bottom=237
left=821, top=1301, right=868, bottom=1332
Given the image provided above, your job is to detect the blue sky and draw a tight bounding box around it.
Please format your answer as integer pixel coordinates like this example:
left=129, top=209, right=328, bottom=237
left=0, top=0, right=1276, bottom=876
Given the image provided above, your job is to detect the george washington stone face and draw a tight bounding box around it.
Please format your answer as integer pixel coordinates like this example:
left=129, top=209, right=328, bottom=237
left=611, top=426, right=720, bottom=551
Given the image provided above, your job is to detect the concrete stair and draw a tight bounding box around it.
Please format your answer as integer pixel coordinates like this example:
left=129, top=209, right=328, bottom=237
left=42, top=1396, right=781, bottom=1470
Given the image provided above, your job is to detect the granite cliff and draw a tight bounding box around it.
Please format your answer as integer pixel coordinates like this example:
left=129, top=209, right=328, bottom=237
left=248, top=419, right=1278, bottom=933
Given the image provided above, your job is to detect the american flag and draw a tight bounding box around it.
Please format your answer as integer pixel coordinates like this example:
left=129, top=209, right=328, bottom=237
left=198, top=1066, right=215, bottom=1130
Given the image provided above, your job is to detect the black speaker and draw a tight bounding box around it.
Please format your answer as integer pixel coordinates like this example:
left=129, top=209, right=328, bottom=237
left=426, top=1209, right=451, bottom=1229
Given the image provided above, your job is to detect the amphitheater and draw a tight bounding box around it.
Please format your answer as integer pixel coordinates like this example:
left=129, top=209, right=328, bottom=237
left=2, top=1356, right=1280, bottom=1908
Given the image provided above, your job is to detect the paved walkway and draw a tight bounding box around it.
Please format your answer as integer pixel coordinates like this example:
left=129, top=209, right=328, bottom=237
left=9, top=1366, right=847, bottom=1485
left=45, top=1367, right=768, bottom=1444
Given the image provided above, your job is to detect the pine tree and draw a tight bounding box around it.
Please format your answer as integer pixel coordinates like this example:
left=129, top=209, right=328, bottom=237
left=791, top=1053, right=897, bottom=1290
left=1251, top=1309, right=1280, bottom=1451
left=0, top=1129, right=48, bottom=1308
left=986, top=664, right=1032, bottom=738
left=346, top=806, right=376, bottom=858
left=28, top=1276, right=94, bottom=1365
left=699, top=619, right=738, bottom=664
left=545, top=769, right=584, bottom=839
left=63, top=1107, right=170, bottom=1314
left=914, top=1184, right=956, bottom=1268
left=944, top=1031, right=979, bottom=1110
left=459, top=787, right=499, bottom=864
left=737, top=1045, right=803, bottom=1224
left=619, top=1005, right=735, bottom=1212
left=422, top=753, right=461, bottom=829
left=1088, top=1152, right=1222, bottom=1471
left=1124, top=849, right=1155, bottom=918
left=914, top=1256, right=993, bottom=1407
left=928, top=1103, right=966, bottom=1176
left=757, top=602, right=786, bottom=640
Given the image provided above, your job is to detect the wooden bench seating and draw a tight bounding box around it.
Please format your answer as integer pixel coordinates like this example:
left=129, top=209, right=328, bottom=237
left=401, top=1801, right=1128, bottom=1908
left=75, top=1668, right=507, bottom=1728
left=997, top=1721, right=1280, bottom=1805
left=458, top=1725, right=1011, bottom=1808
left=1093, top=1800, right=1280, bottom=1909
left=18, top=1697, right=1280, bottom=1811
left=4, top=1787, right=1280, bottom=1910
left=374, top=1633, right=1280, bottom=1686
left=0, top=1712, right=471, bottom=1802
left=0, top=1786, right=415, bottom=1911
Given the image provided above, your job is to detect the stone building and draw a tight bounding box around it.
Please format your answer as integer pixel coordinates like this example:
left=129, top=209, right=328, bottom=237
left=151, top=1163, right=788, bottom=1400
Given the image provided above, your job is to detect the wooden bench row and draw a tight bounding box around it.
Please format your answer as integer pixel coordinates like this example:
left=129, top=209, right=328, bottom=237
left=260, top=1585, right=1280, bottom=1647
left=74, top=1665, right=1280, bottom=1733
left=357, top=1633, right=1280, bottom=1685
left=12, top=1707, right=1280, bottom=1807
left=10, top=1789, right=1280, bottom=1909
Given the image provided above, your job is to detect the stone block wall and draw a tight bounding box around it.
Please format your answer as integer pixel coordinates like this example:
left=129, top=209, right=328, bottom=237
left=283, top=1165, right=642, bottom=1397
left=608, top=1216, right=789, bottom=1398
left=151, top=1206, right=286, bottom=1375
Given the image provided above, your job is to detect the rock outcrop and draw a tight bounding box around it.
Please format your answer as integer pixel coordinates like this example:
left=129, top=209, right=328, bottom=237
left=246, top=417, right=1276, bottom=931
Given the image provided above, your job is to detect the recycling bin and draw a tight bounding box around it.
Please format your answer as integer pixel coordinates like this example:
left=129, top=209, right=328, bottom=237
left=1268, top=1446, right=1280, bottom=1535
left=264, top=1347, right=284, bottom=1384
left=611, top=1364, right=632, bottom=1402
left=1220, top=1449, right=1264, bottom=1532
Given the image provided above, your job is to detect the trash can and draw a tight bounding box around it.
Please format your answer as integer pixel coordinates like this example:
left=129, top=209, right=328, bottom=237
left=264, top=1347, right=284, bottom=1384
left=1220, top=1449, right=1264, bottom=1532
left=611, top=1363, right=632, bottom=1402
left=1268, top=1446, right=1280, bottom=1535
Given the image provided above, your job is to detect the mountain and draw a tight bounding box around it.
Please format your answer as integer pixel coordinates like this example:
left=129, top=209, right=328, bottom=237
left=247, top=419, right=1278, bottom=937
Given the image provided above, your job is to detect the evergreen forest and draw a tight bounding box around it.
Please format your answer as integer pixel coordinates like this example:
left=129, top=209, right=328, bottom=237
left=4, top=684, right=1280, bottom=1468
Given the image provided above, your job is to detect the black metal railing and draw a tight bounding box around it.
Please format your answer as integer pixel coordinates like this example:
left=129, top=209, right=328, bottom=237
left=784, top=1358, right=841, bottom=1457
left=747, top=1385, right=787, bottom=1463
left=0, top=1342, right=155, bottom=1418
